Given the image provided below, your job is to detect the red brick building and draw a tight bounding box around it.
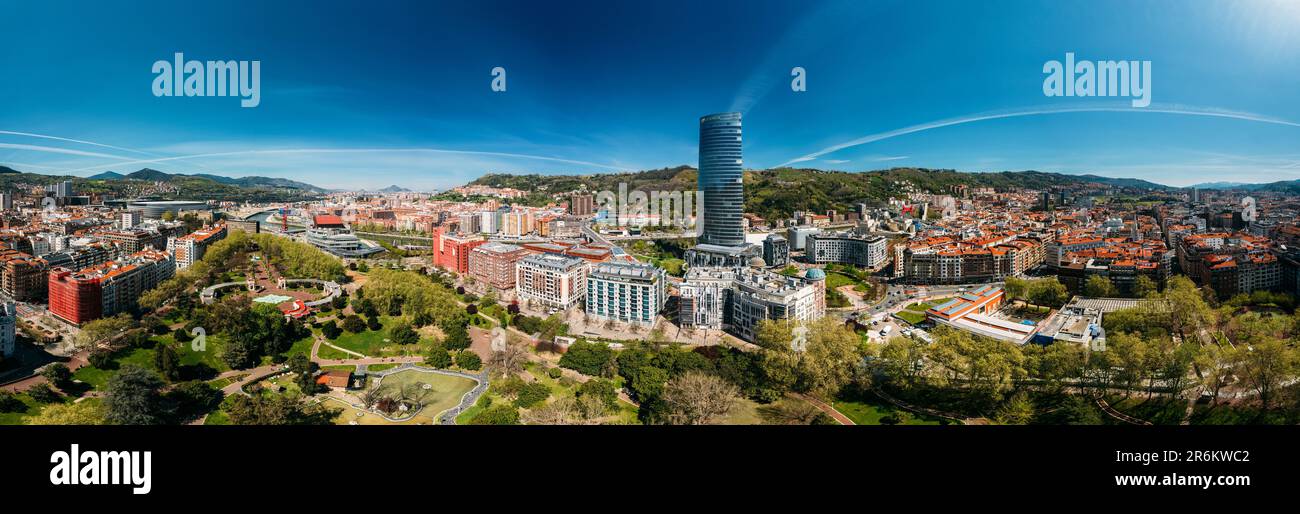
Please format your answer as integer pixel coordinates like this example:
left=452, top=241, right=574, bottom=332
left=431, top=226, right=485, bottom=275
left=468, top=242, right=531, bottom=290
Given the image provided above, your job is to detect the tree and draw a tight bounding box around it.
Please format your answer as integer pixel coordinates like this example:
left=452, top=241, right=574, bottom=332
left=25, top=401, right=107, bottom=425
left=575, top=378, right=620, bottom=414
left=104, top=365, right=167, bottom=425
left=1237, top=337, right=1297, bottom=409
left=1027, top=278, right=1068, bottom=308
left=993, top=391, right=1035, bottom=425
left=794, top=318, right=863, bottom=399
left=27, top=383, right=61, bottom=403
left=1133, top=275, right=1159, bottom=298
left=522, top=397, right=581, bottom=425
left=223, top=394, right=339, bottom=425
left=342, top=315, right=366, bottom=333
left=164, top=381, right=223, bottom=422
left=1083, top=275, right=1117, bottom=298
left=759, top=398, right=835, bottom=425
left=72, top=313, right=135, bottom=351
left=1194, top=343, right=1237, bottom=403
left=467, top=404, right=519, bottom=425
left=443, top=323, right=471, bottom=351
left=455, top=350, right=482, bottom=371
left=389, top=322, right=419, bottom=345
left=878, top=337, right=926, bottom=387
left=487, top=343, right=528, bottom=378
left=41, top=364, right=73, bottom=390
left=322, top=320, right=342, bottom=339
left=559, top=341, right=617, bottom=377
left=0, top=391, right=25, bottom=413
left=512, top=382, right=550, bottom=408
left=154, top=343, right=182, bottom=381
left=1003, top=276, right=1028, bottom=301
left=425, top=344, right=453, bottom=368
left=660, top=371, right=739, bottom=425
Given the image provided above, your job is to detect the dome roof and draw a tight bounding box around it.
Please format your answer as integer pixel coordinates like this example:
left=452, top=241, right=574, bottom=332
left=804, top=268, right=826, bottom=280
left=748, top=256, right=767, bottom=268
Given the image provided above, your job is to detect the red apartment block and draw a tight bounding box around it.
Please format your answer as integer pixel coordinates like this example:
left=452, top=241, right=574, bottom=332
left=431, top=225, right=486, bottom=274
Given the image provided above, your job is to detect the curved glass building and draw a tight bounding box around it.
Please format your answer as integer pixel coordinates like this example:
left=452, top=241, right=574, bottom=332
left=698, top=112, right=745, bottom=247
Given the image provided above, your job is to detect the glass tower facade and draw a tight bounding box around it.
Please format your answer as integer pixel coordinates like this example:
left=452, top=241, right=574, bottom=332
left=698, top=112, right=745, bottom=247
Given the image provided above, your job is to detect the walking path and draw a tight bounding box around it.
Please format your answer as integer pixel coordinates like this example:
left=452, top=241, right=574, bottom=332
left=793, top=393, right=855, bottom=425
left=1095, top=397, right=1153, bottom=426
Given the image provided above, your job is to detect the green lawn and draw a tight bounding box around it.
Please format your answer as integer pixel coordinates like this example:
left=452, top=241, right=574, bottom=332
left=169, top=333, right=232, bottom=374
left=316, top=343, right=352, bottom=360
left=904, top=301, right=935, bottom=312
left=363, top=368, right=478, bottom=423
left=895, top=310, right=927, bottom=325
left=330, top=329, right=391, bottom=356
left=833, top=394, right=944, bottom=425
left=720, top=398, right=764, bottom=425
left=72, top=347, right=158, bottom=390
left=0, top=393, right=44, bottom=425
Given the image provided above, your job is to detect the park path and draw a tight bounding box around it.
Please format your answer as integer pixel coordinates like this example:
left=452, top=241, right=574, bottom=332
left=0, top=350, right=89, bottom=394
left=792, top=393, right=855, bottom=425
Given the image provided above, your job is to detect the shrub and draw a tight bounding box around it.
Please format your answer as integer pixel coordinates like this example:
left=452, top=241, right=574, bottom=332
left=342, top=315, right=365, bottom=333
left=513, top=382, right=550, bottom=408
left=547, top=367, right=563, bottom=379
left=455, top=350, right=482, bottom=371
left=425, top=345, right=452, bottom=368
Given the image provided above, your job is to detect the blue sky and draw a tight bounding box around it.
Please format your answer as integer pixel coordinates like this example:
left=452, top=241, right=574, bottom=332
left=2, top=0, right=1299, bottom=190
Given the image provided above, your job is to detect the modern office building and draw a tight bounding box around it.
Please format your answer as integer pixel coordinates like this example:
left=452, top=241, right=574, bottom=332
left=806, top=232, right=888, bottom=269
left=786, top=226, right=820, bottom=251
left=685, top=112, right=759, bottom=268
left=468, top=242, right=530, bottom=290
left=762, top=233, right=790, bottom=268
left=516, top=253, right=588, bottom=311
left=305, top=215, right=382, bottom=258
left=678, top=267, right=737, bottom=331
left=0, top=193, right=12, bottom=211
left=585, top=261, right=666, bottom=326
left=697, top=112, right=745, bottom=246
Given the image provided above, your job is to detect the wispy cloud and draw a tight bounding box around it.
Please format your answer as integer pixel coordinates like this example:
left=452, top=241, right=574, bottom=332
left=779, top=103, right=1300, bottom=167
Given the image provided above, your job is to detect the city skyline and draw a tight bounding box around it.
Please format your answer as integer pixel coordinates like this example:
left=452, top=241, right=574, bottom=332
left=2, top=0, right=1300, bottom=190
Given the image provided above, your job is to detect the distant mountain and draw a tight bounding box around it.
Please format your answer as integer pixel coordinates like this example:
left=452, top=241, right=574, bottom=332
left=375, top=185, right=411, bottom=193
left=0, top=165, right=22, bottom=174
left=1190, top=181, right=1250, bottom=189
left=125, top=168, right=174, bottom=181
left=111, top=168, right=330, bottom=193
left=86, top=171, right=125, bottom=180
left=472, top=166, right=1176, bottom=220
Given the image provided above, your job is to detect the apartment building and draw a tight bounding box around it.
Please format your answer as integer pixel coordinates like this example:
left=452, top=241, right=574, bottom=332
left=585, top=261, right=666, bottom=326
left=468, top=242, right=530, bottom=290
left=516, top=253, right=588, bottom=311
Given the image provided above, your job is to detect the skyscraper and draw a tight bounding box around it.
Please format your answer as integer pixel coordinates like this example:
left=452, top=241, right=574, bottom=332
left=698, top=112, right=745, bottom=247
